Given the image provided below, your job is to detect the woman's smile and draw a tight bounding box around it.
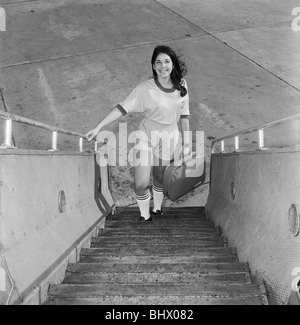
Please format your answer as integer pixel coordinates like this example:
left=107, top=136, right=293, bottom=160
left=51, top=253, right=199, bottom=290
left=153, top=53, right=173, bottom=80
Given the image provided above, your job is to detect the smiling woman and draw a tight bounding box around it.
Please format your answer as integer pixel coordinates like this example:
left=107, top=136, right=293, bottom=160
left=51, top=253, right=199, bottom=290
left=86, top=45, right=190, bottom=221
left=151, top=45, right=188, bottom=97
left=153, top=54, right=174, bottom=86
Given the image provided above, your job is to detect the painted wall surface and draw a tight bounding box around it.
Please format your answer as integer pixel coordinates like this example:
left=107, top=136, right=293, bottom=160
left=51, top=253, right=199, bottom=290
left=0, top=150, right=111, bottom=305
left=206, top=149, right=300, bottom=305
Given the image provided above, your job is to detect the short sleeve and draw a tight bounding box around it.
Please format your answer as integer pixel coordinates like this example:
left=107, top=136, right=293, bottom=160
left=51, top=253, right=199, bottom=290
left=180, top=79, right=190, bottom=118
left=116, top=84, right=144, bottom=115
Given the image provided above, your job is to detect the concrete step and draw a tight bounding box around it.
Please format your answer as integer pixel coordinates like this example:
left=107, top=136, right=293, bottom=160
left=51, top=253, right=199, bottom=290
left=91, top=237, right=225, bottom=247
left=79, top=254, right=239, bottom=264
left=64, top=272, right=251, bottom=284
left=104, top=224, right=213, bottom=231
left=47, top=283, right=267, bottom=301
left=99, top=227, right=217, bottom=236
left=91, top=242, right=225, bottom=249
left=110, top=213, right=207, bottom=220
left=112, top=208, right=206, bottom=219
left=80, top=246, right=237, bottom=257
left=67, top=262, right=250, bottom=274
left=116, top=207, right=205, bottom=214
left=96, top=232, right=222, bottom=240
left=46, top=295, right=267, bottom=305
left=86, top=245, right=232, bottom=255
left=105, top=220, right=213, bottom=227
left=65, top=263, right=251, bottom=284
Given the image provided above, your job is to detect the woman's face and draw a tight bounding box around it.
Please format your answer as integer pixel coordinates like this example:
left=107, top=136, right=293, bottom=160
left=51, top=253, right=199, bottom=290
left=153, top=53, right=173, bottom=80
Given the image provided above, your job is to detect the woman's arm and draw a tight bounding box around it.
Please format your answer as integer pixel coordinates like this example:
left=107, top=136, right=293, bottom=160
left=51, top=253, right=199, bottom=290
left=85, top=107, right=123, bottom=142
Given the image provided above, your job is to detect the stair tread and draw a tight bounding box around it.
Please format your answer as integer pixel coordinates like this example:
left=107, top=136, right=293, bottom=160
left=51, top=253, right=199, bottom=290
left=112, top=213, right=206, bottom=218
left=116, top=207, right=204, bottom=213
left=104, top=224, right=213, bottom=229
left=67, top=262, right=249, bottom=273
left=107, top=217, right=210, bottom=222
left=46, top=295, right=267, bottom=305
left=48, top=282, right=264, bottom=297
left=108, top=214, right=208, bottom=218
left=86, top=247, right=232, bottom=255
left=97, top=233, right=222, bottom=239
left=65, top=273, right=250, bottom=284
left=80, top=255, right=238, bottom=264
left=110, top=215, right=207, bottom=220
left=91, top=236, right=224, bottom=245
left=91, top=243, right=224, bottom=248
left=65, top=273, right=249, bottom=284
left=99, top=229, right=217, bottom=236
left=81, top=247, right=236, bottom=257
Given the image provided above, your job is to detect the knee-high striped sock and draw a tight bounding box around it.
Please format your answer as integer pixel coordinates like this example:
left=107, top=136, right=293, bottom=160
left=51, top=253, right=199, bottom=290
left=135, top=189, right=151, bottom=220
left=153, top=184, right=164, bottom=212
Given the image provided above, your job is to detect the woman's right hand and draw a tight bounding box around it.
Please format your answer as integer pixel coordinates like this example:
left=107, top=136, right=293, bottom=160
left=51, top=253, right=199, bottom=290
left=85, top=127, right=101, bottom=142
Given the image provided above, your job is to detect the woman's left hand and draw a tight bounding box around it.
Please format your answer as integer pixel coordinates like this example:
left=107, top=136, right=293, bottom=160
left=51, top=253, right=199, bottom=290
left=181, top=144, right=191, bottom=159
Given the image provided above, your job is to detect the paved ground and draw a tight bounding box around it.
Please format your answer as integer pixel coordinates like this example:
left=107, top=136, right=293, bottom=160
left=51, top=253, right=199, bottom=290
left=0, top=0, right=299, bottom=207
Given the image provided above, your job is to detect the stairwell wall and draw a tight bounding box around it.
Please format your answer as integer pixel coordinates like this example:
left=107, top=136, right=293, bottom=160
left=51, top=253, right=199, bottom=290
left=206, top=149, right=300, bottom=305
left=0, top=150, right=112, bottom=305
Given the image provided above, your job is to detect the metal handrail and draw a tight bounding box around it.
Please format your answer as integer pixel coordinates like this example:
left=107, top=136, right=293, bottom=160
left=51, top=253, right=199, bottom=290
left=211, top=112, right=300, bottom=153
left=0, top=110, right=92, bottom=152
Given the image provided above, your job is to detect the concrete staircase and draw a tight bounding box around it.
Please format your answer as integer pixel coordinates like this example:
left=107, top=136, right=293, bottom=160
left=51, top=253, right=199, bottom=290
left=46, top=207, right=268, bottom=305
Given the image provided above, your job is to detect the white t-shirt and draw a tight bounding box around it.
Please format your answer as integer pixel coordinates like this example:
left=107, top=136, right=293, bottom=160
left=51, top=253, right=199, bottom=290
left=116, top=78, right=190, bottom=125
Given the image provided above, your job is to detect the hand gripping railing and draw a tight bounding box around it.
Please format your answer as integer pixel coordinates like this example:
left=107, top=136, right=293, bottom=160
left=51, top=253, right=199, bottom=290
left=0, top=110, right=92, bottom=152
left=211, top=113, right=300, bottom=154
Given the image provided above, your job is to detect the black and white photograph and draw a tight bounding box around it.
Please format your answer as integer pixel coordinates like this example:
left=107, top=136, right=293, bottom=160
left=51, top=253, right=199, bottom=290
left=0, top=0, right=299, bottom=308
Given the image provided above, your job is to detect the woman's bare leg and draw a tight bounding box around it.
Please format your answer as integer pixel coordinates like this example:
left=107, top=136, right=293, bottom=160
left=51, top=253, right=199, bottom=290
left=133, top=149, right=152, bottom=220
left=152, top=158, right=168, bottom=213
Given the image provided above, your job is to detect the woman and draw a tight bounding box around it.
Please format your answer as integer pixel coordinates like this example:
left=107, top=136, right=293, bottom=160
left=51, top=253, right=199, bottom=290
left=86, top=45, right=190, bottom=221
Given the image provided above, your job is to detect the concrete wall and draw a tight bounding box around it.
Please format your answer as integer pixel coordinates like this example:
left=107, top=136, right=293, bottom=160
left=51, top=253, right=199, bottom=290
left=206, top=149, right=300, bottom=305
left=0, top=150, right=112, bottom=305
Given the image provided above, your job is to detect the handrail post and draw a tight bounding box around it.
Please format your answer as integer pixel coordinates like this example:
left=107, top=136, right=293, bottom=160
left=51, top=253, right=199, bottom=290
left=234, top=136, right=240, bottom=152
left=49, top=131, right=59, bottom=152
left=0, top=118, right=17, bottom=149
left=79, top=137, right=83, bottom=152
left=258, top=129, right=268, bottom=150
left=221, top=140, right=225, bottom=153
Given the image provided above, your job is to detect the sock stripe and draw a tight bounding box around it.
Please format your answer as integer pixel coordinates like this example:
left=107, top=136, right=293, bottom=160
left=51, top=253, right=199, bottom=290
left=134, top=190, right=151, bottom=201
left=152, top=184, right=164, bottom=212
left=152, top=184, right=163, bottom=193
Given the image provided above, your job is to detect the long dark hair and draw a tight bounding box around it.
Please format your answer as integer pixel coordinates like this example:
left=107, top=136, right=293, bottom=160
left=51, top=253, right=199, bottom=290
left=151, top=45, right=187, bottom=97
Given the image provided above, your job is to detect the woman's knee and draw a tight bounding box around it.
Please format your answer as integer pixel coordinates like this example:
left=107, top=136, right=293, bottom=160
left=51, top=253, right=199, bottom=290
left=134, top=182, right=149, bottom=196
left=133, top=164, right=151, bottom=195
left=153, top=167, right=166, bottom=185
left=153, top=175, right=163, bottom=185
left=134, top=175, right=150, bottom=195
